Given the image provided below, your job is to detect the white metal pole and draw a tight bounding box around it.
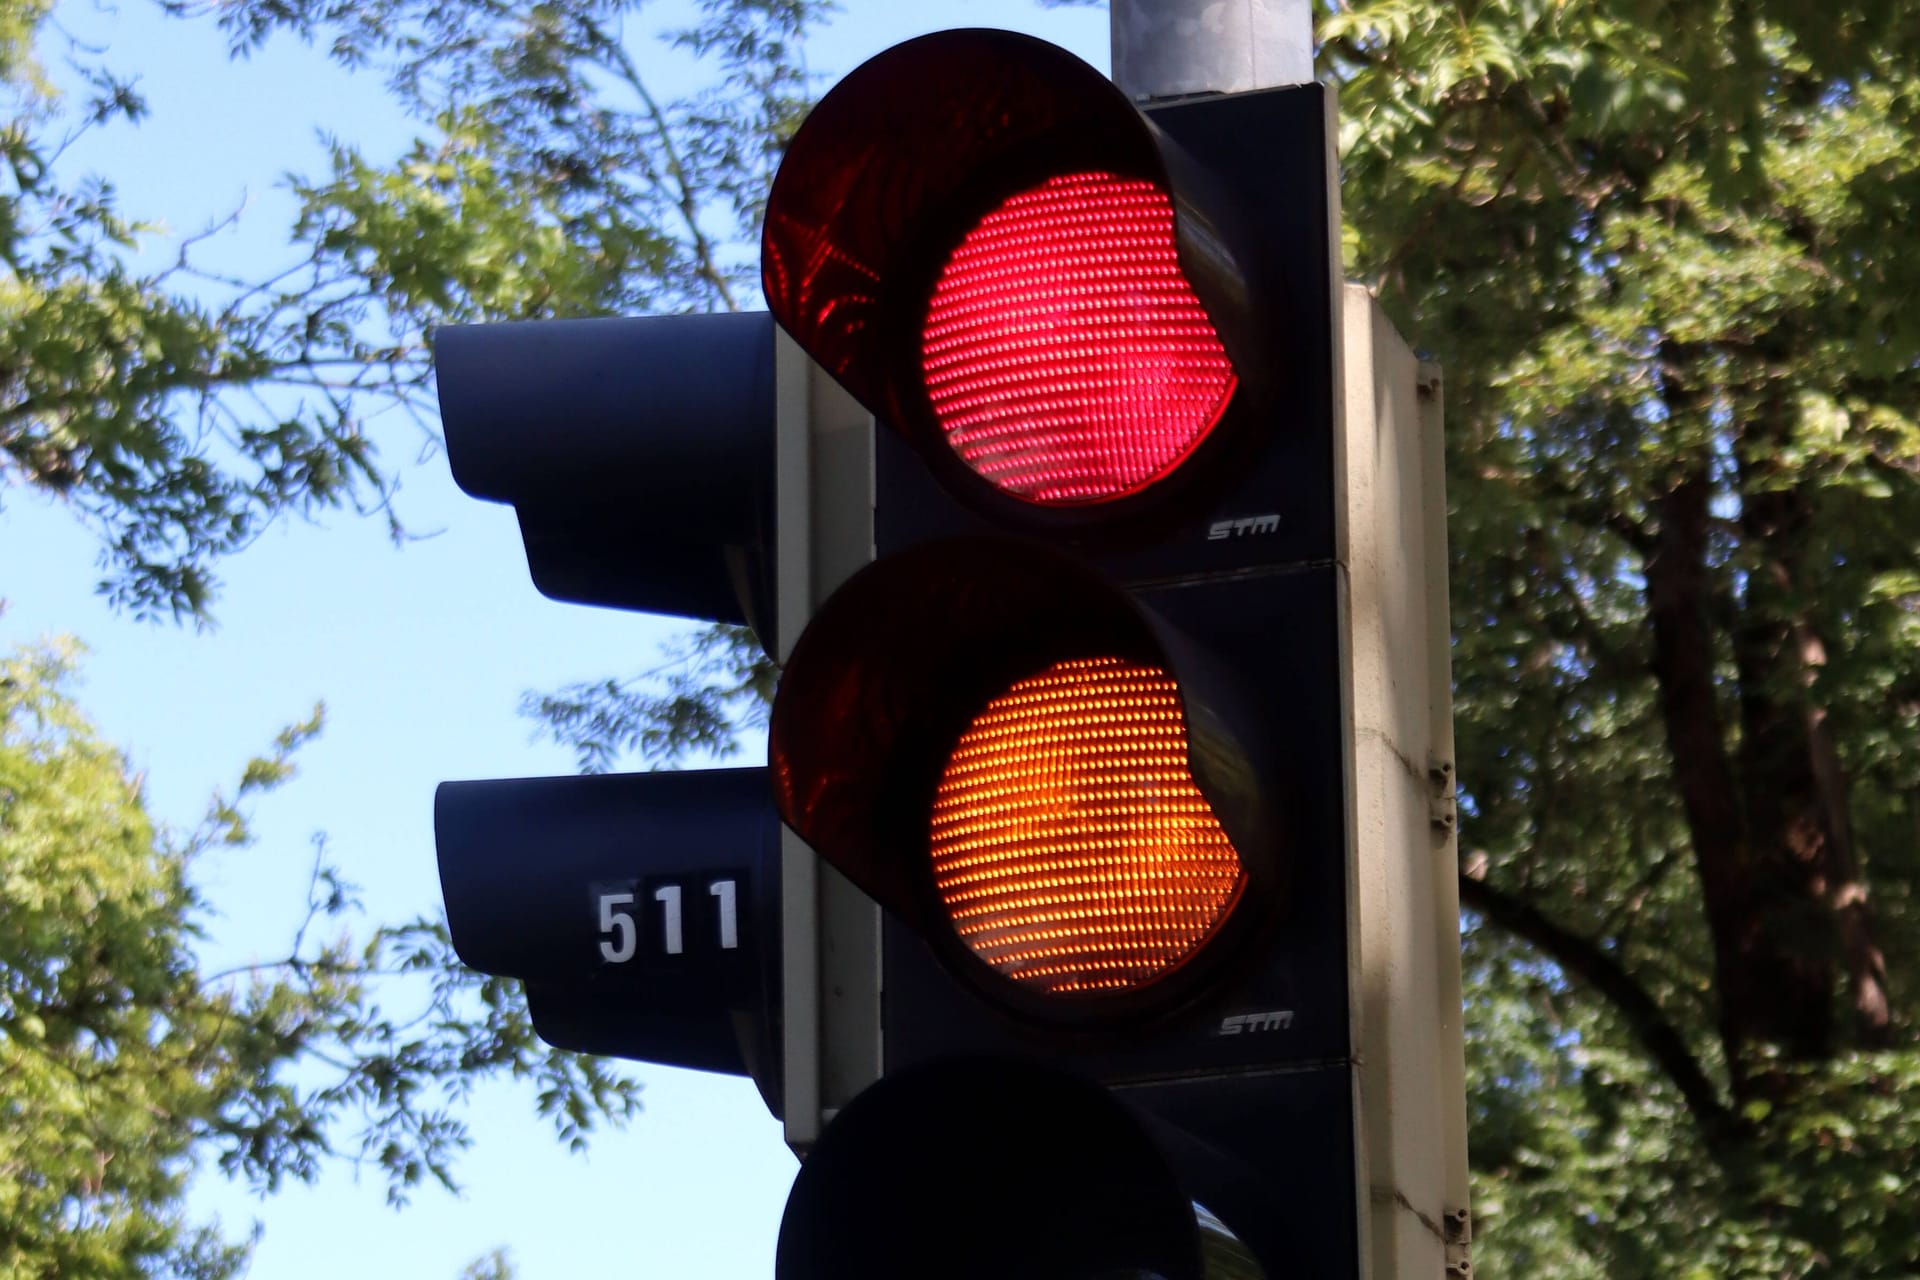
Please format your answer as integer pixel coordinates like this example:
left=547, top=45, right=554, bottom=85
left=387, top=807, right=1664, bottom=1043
left=1109, top=0, right=1314, bottom=100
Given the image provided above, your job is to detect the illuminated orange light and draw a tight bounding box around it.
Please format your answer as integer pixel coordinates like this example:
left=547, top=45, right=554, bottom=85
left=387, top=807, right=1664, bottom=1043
left=921, top=172, right=1237, bottom=505
left=930, top=656, right=1245, bottom=995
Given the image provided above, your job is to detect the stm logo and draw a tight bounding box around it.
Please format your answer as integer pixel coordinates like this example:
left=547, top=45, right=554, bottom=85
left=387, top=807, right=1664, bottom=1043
left=1207, top=513, right=1280, bottom=540
left=1217, top=1009, right=1295, bottom=1036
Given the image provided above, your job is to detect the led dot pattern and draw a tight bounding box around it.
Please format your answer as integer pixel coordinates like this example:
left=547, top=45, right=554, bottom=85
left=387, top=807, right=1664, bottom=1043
left=920, top=172, right=1238, bottom=505
left=929, top=656, right=1245, bottom=995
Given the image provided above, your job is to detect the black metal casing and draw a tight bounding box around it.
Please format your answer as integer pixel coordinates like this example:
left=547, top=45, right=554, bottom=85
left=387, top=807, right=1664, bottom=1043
left=435, top=313, right=781, bottom=641
left=874, top=85, right=1359, bottom=1278
left=765, top=45, right=1362, bottom=1278
left=433, top=311, right=800, bottom=1111
left=435, top=765, right=784, bottom=1112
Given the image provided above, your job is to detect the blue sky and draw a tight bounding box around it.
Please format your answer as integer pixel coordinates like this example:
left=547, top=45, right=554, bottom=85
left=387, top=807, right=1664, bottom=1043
left=2, top=0, right=1107, bottom=1275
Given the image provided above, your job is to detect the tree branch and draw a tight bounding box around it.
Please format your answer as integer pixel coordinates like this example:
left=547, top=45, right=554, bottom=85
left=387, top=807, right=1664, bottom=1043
left=596, top=23, right=740, bottom=314
left=1460, top=866, right=1747, bottom=1155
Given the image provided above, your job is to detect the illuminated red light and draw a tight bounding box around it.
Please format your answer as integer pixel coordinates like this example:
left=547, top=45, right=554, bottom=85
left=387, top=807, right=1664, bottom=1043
left=920, top=172, right=1237, bottom=506
left=929, top=656, right=1246, bottom=995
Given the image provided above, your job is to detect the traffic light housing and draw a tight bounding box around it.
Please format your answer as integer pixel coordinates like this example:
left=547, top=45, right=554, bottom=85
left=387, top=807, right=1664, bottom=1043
left=762, top=27, right=1466, bottom=1280
left=427, top=24, right=1467, bottom=1280
left=430, top=311, right=828, bottom=1120
left=436, top=769, right=779, bottom=1082
left=434, top=313, right=781, bottom=634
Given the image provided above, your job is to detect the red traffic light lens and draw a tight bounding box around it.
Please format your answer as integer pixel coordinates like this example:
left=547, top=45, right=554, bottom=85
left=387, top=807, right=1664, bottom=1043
left=920, top=172, right=1237, bottom=506
left=929, top=656, right=1245, bottom=995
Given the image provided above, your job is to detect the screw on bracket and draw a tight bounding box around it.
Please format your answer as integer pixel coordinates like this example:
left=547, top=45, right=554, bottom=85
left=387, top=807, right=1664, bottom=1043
left=1429, top=759, right=1458, bottom=833
left=1444, top=1206, right=1473, bottom=1279
left=1417, top=361, right=1444, bottom=400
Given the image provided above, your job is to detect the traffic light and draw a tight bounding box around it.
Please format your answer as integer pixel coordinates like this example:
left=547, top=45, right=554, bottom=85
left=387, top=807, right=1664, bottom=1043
left=429, top=23, right=1468, bottom=1280
left=429, top=311, right=847, bottom=1120
left=761, top=27, right=1467, bottom=1280
left=433, top=314, right=780, bottom=634
left=435, top=768, right=778, bottom=1087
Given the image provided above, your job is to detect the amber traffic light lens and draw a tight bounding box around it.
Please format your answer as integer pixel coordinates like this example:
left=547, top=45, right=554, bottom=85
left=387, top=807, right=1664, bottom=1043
left=920, top=172, right=1237, bottom=506
left=929, top=656, right=1245, bottom=995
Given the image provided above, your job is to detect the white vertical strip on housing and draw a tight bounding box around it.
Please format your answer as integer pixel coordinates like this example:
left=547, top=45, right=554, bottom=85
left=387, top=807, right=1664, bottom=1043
left=773, top=327, right=822, bottom=1148
left=774, top=329, right=880, bottom=1149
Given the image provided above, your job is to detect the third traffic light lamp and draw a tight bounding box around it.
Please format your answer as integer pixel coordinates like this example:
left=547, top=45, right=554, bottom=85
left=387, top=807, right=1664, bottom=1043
left=761, top=27, right=1466, bottom=1280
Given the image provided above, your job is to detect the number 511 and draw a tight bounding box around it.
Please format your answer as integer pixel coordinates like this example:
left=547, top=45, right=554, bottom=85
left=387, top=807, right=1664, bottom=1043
left=596, top=878, right=740, bottom=963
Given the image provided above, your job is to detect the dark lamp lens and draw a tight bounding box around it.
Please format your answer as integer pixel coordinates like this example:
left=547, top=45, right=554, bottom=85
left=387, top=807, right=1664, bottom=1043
left=920, top=172, right=1237, bottom=506
left=929, top=656, right=1245, bottom=995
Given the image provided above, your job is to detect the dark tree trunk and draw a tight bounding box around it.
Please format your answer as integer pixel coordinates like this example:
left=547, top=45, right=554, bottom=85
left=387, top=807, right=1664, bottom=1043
left=1638, top=352, right=1890, bottom=1099
left=1731, top=388, right=1891, bottom=1050
left=1643, top=456, right=1831, bottom=1091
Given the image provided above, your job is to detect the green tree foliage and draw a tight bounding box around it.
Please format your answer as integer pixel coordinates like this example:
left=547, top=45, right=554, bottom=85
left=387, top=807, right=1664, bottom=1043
left=20, top=0, right=1919, bottom=1271
left=522, top=624, right=775, bottom=773
left=0, top=0, right=401, bottom=621
left=1327, top=0, right=1920, bottom=1272
left=169, top=0, right=824, bottom=760
left=0, top=641, right=639, bottom=1278
left=1, top=643, right=258, bottom=1278
left=189, top=0, right=821, bottom=323
left=455, top=1247, right=516, bottom=1280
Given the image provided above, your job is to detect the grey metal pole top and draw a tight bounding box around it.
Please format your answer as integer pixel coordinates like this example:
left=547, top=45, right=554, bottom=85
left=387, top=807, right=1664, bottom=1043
left=1110, top=0, right=1314, bottom=101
